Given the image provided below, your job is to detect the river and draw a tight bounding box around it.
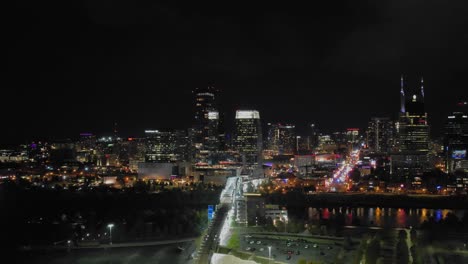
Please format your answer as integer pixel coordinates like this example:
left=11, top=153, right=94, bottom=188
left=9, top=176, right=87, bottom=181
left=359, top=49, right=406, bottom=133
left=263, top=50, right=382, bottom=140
left=308, top=207, right=466, bottom=228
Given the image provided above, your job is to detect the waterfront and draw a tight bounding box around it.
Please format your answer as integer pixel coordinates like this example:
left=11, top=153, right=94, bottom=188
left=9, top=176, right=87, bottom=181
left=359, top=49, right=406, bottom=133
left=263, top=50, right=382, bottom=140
left=308, top=207, right=466, bottom=228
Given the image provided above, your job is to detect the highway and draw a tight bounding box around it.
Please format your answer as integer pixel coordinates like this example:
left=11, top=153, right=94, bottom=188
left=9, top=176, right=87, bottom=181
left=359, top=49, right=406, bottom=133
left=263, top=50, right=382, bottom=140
left=196, top=205, right=229, bottom=264
left=195, top=176, right=239, bottom=264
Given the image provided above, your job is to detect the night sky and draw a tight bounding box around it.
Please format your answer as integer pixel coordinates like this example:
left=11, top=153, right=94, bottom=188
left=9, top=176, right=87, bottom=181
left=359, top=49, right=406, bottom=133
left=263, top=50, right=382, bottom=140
left=5, top=1, right=468, bottom=145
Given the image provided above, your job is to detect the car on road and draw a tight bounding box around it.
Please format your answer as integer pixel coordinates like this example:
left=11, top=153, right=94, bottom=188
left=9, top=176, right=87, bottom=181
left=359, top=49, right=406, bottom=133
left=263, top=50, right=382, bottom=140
left=245, top=247, right=251, bottom=251
left=304, top=244, right=309, bottom=249
left=249, top=240, right=255, bottom=244
left=320, top=251, right=325, bottom=256
left=327, top=246, right=333, bottom=250
left=259, top=248, right=264, bottom=252
left=313, top=243, right=318, bottom=248
left=256, top=240, right=261, bottom=245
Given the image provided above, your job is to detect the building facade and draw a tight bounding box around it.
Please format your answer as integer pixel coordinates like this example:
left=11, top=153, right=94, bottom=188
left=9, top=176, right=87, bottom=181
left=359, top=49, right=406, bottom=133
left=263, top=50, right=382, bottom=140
left=234, top=110, right=263, bottom=165
left=366, top=117, right=394, bottom=153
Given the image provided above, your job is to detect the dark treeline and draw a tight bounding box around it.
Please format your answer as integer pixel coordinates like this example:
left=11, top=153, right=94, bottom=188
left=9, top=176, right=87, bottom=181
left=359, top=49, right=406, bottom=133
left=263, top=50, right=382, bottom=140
left=0, top=180, right=222, bottom=254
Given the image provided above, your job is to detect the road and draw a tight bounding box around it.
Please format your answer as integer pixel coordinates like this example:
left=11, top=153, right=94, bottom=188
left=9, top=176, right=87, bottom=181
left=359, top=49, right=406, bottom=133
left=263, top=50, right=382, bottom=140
left=24, top=237, right=197, bottom=252
left=196, top=205, right=229, bottom=264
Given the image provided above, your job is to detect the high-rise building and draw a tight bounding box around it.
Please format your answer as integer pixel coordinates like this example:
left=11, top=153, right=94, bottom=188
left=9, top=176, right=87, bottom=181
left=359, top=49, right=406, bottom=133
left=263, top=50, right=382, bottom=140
left=366, top=118, right=394, bottom=153
left=145, top=129, right=187, bottom=163
left=279, top=124, right=296, bottom=154
left=309, top=123, right=319, bottom=150
left=266, top=123, right=280, bottom=154
left=393, top=76, right=431, bottom=175
left=397, top=77, right=430, bottom=153
left=191, top=86, right=224, bottom=160
left=206, top=111, right=221, bottom=151
left=266, top=123, right=296, bottom=155
left=345, top=128, right=360, bottom=145
left=444, top=102, right=468, bottom=173
left=234, top=110, right=263, bottom=164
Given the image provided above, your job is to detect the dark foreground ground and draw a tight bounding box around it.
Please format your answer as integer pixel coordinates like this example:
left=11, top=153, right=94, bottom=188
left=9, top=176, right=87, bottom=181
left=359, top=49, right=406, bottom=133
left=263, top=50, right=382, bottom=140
left=12, top=241, right=195, bottom=264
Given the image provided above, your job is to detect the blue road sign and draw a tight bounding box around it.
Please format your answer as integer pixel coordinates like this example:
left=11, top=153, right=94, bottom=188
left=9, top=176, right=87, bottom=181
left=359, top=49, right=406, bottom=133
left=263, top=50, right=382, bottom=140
left=208, top=205, right=214, bottom=220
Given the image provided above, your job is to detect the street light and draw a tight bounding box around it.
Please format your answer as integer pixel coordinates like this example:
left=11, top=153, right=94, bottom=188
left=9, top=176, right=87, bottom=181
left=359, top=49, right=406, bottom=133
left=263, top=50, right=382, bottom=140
left=107, top=223, right=114, bottom=245
left=268, top=245, right=272, bottom=264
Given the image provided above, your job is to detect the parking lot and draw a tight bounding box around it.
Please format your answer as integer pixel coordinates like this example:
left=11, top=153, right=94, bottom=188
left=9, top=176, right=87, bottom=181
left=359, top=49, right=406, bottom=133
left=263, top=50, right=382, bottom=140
left=239, top=234, right=342, bottom=263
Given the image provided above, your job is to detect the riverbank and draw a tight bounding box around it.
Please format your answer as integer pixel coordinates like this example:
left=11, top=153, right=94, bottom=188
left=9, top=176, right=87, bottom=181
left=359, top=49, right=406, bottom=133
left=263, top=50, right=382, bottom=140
left=266, top=192, right=468, bottom=209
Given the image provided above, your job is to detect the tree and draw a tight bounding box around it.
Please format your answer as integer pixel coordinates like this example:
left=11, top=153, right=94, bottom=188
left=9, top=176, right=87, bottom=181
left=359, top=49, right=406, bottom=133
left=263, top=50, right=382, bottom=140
left=396, top=240, right=409, bottom=264
left=410, top=228, right=417, bottom=243
left=276, top=220, right=286, bottom=233
left=353, top=239, right=367, bottom=264
left=365, top=238, right=381, bottom=264
left=398, top=229, right=407, bottom=240
left=344, top=236, right=353, bottom=250
left=265, top=217, right=275, bottom=232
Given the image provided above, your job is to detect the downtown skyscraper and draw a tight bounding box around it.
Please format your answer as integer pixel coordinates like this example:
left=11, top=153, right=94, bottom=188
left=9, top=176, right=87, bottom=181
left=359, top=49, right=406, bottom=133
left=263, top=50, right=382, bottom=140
left=393, top=76, right=431, bottom=175
left=444, top=101, right=468, bottom=173
left=366, top=117, right=394, bottom=153
left=234, top=110, right=263, bottom=165
left=191, top=86, right=225, bottom=161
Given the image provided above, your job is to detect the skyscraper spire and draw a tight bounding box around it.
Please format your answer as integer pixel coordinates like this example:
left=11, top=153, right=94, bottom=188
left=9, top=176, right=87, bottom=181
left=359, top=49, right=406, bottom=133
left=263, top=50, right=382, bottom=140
left=400, top=75, right=406, bottom=113
left=400, top=75, right=404, bottom=95
left=114, top=121, right=118, bottom=138
left=420, top=76, right=425, bottom=99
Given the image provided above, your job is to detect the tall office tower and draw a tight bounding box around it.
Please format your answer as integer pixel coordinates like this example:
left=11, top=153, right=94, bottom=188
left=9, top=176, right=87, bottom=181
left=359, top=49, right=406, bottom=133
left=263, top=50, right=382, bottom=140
left=266, top=123, right=296, bottom=155
left=444, top=102, right=468, bottom=173
left=145, top=129, right=187, bottom=163
left=393, top=76, right=431, bottom=175
left=206, top=111, right=221, bottom=151
left=309, top=123, right=319, bottom=150
left=398, top=77, right=430, bottom=153
left=192, top=86, right=223, bottom=158
left=234, top=110, right=263, bottom=164
left=217, top=111, right=226, bottom=151
left=279, top=124, right=296, bottom=154
left=266, top=123, right=297, bottom=155
left=366, top=117, right=394, bottom=153
left=174, top=129, right=189, bottom=162
left=266, top=123, right=280, bottom=154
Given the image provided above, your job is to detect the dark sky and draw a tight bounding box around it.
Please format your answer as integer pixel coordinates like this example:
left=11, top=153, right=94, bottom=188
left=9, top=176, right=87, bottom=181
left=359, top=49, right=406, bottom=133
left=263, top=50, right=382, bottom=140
left=5, top=1, right=468, bottom=144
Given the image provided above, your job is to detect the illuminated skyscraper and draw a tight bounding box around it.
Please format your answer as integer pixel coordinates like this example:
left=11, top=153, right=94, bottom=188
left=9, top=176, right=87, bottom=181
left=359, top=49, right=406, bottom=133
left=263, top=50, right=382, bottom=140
left=234, top=110, right=263, bottom=164
left=398, top=77, right=429, bottom=153
left=266, top=123, right=296, bottom=155
left=145, top=129, right=187, bottom=162
left=444, top=102, right=468, bottom=173
left=366, top=118, right=394, bottom=153
left=393, top=76, right=431, bottom=175
left=191, top=86, right=224, bottom=160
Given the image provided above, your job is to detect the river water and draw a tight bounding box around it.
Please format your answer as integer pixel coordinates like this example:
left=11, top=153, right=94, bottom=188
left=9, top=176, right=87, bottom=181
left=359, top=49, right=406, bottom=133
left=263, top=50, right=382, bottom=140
left=308, top=207, right=466, bottom=228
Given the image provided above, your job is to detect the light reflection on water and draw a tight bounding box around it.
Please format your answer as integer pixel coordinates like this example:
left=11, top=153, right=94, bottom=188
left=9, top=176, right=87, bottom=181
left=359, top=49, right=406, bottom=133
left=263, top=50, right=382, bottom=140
left=308, top=207, right=464, bottom=228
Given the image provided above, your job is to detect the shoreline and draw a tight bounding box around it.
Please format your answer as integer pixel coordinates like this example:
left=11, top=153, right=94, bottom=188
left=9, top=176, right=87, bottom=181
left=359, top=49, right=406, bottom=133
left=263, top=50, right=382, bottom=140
left=266, top=192, right=468, bottom=210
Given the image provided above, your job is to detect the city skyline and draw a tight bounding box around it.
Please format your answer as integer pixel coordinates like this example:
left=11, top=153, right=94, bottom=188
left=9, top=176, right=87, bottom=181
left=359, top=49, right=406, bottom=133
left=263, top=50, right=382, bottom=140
left=5, top=2, right=468, bottom=144
left=1, top=81, right=465, bottom=146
